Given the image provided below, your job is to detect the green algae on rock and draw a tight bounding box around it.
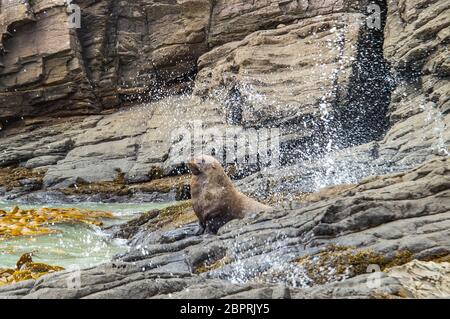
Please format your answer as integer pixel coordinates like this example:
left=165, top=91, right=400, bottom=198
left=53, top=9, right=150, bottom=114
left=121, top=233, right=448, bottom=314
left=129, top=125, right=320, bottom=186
left=61, top=174, right=190, bottom=201
left=108, top=200, right=196, bottom=240
left=294, top=245, right=414, bottom=285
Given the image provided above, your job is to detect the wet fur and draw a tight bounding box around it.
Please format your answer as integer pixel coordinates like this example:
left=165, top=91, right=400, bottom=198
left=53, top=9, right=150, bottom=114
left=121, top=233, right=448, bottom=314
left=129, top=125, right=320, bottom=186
left=188, top=155, right=271, bottom=234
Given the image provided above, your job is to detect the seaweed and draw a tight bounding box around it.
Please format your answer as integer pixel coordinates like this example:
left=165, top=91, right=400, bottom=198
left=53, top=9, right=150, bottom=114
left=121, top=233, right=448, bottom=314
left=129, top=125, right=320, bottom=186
left=0, top=206, right=115, bottom=239
left=0, top=252, right=64, bottom=287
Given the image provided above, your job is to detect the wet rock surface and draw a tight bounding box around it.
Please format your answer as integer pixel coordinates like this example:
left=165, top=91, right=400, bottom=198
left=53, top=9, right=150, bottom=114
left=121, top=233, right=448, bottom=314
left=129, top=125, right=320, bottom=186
left=0, top=157, right=448, bottom=298
left=195, top=13, right=363, bottom=128
left=0, top=0, right=448, bottom=202
left=0, top=0, right=449, bottom=299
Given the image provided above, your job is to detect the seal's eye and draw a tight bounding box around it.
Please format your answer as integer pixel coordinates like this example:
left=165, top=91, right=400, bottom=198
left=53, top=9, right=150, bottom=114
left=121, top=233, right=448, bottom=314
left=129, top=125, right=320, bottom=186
left=188, top=162, right=201, bottom=175
left=201, top=159, right=206, bottom=164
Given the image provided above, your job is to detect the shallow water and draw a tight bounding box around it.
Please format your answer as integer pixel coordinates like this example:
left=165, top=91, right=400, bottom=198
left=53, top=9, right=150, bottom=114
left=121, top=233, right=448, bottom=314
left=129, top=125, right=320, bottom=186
left=0, top=201, right=173, bottom=269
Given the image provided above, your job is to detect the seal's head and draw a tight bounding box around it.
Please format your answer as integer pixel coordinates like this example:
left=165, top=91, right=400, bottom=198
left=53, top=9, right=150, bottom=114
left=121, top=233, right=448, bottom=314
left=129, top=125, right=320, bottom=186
left=187, top=154, right=270, bottom=234
left=187, top=155, right=220, bottom=176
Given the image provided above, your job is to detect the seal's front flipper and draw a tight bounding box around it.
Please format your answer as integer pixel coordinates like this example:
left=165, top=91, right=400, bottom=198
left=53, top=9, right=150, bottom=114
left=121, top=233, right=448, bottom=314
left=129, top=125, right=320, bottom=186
left=195, top=222, right=205, bottom=236
left=204, top=215, right=233, bottom=234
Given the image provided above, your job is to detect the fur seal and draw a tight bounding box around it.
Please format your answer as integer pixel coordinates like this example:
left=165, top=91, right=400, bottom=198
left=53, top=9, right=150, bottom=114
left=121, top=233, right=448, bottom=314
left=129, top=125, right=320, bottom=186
left=187, top=155, right=271, bottom=234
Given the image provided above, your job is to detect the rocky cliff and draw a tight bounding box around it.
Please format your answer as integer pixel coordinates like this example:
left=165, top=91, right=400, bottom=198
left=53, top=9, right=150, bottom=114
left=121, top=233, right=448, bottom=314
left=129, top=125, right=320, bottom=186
left=0, top=0, right=449, bottom=299
left=0, top=0, right=448, bottom=201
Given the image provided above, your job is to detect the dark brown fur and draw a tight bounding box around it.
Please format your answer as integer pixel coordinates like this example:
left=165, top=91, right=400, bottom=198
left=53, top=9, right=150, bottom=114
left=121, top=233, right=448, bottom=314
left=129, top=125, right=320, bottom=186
left=187, top=155, right=271, bottom=234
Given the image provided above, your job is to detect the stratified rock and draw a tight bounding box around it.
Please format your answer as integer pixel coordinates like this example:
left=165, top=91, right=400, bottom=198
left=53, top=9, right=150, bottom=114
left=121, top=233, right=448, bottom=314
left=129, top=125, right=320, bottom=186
left=381, top=0, right=450, bottom=168
left=194, top=4, right=396, bottom=166
left=303, top=260, right=450, bottom=299
left=117, top=0, right=211, bottom=97
left=207, top=0, right=368, bottom=47
left=0, top=0, right=212, bottom=123
left=384, top=0, right=449, bottom=130
left=1, top=1, right=445, bottom=200
left=0, top=0, right=35, bottom=52
left=0, top=157, right=448, bottom=299
left=0, top=1, right=96, bottom=120
left=383, top=260, right=450, bottom=298
left=0, top=95, right=221, bottom=190
left=195, top=13, right=362, bottom=129
left=384, top=0, right=449, bottom=75
left=152, top=280, right=292, bottom=299
left=40, top=96, right=225, bottom=188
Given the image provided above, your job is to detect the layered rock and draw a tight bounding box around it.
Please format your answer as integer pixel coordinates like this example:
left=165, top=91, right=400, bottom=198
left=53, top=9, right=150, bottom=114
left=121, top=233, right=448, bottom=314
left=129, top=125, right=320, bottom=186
left=116, top=0, right=211, bottom=97
left=207, top=0, right=369, bottom=47
left=383, top=260, right=450, bottom=298
left=195, top=13, right=362, bottom=127
left=0, top=0, right=390, bottom=131
left=0, top=0, right=448, bottom=204
left=0, top=95, right=228, bottom=200
left=236, top=97, right=449, bottom=199
left=0, top=1, right=96, bottom=121
left=0, top=0, right=213, bottom=123
left=0, top=0, right=449, bottom=301
left=234, top=0, right=450, bottom=199
left=195, top=9, right=395, bottom=163
left=0, top=157, right=448, bottom=298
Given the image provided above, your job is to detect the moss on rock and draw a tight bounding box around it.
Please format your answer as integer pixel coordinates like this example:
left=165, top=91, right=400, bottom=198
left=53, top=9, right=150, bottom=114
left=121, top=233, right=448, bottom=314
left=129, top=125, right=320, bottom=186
left=62, top=174, right=190, bottom=200
left=294, top=245, right=414, bottom=285
left=194, top=256, right=231, bottom=274
left=0, top=167, right=46, bottom=191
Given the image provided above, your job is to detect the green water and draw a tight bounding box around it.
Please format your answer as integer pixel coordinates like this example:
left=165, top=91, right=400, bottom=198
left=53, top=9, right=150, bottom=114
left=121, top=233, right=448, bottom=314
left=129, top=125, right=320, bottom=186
left=0, top=201, right=173, bottom=269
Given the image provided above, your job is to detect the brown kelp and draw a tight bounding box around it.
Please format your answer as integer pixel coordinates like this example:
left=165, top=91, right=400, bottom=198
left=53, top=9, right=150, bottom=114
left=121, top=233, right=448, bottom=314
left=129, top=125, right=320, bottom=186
left=0, top=252, right=64, bottom=287
left=0, top=206, right=115, bottom=239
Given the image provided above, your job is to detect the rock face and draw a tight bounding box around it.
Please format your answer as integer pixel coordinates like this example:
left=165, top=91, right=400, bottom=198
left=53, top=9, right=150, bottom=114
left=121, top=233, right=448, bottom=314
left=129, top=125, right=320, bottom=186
left=207, top=0, right=368, bottom=47
left=234, top=0, right=450, bottom=198
left=195, top=13, right=362, bottom=128
left=384, top=260, right=450, bottom=299
left=196, top=8, right=394, bottom=163
left=0, top=157, right=448, bottom=298
left=0, top=1, right=94, bottom=119
left=384, top=0, right=450, bottom=142
left=0, top=0, right=212, bottom=122
left=0, top=0, right=449, bottom=299
left=0, top=96, right=225, bottom=193
left=0, top=0, right=448, bottom=197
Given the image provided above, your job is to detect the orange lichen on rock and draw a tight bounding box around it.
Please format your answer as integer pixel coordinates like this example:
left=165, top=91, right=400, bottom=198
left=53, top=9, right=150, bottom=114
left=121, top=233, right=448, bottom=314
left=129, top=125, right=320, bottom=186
left=0, top=206, right=115, bottom=239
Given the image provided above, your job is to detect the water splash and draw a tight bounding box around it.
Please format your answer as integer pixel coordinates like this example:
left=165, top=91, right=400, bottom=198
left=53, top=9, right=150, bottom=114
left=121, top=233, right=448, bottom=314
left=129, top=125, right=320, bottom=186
left=424, top=103, right=449, bottom=156
left=209, top=231, right=314, bottom=288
